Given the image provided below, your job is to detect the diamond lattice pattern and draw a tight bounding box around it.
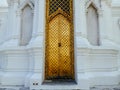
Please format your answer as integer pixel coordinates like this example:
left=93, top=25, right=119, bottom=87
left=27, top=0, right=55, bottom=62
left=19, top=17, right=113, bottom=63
left=46, top=14, right=72, bottom=79
left=49, top=0, right=70, bottom=15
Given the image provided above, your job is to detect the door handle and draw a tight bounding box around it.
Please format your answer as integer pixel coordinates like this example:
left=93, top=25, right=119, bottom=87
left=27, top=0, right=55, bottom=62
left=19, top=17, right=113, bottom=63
left=58, top=43, right=61, bottom=47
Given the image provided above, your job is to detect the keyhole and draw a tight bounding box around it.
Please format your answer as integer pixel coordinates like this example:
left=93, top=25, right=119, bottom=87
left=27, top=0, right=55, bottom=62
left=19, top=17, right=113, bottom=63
left=58, top=43, right=61, bottom=47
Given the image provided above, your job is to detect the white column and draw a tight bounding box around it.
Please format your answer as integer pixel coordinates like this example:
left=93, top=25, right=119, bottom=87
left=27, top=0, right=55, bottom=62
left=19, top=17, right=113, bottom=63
left=74, top=0, right=81, bottom=34
left=75, top=0, right=87, bottom=37
left=101, top=0, right=117, bottom=47
left=4, top=0, right=19, bottom=47
left=38, top=0, right=45, bottom=33
left=74, top=0, right=90, bottom=48
left=80, top=0, right=87, bottom=38
left=74, top=0, right=90, bottom=89
left=11, top=0, right=19, bottom=39
left=32, top=0, right=39, bottom=38
left=29, top=0, right=45, bottom=87
left=32, top=0, right=45, bottom=74
left=30, top=0, right=45, bottom=47
left=16, top=11, right=21, bottom=45
left=5, top=0, right=12, bottom=41
left=98, top=9, right=104, bottom=45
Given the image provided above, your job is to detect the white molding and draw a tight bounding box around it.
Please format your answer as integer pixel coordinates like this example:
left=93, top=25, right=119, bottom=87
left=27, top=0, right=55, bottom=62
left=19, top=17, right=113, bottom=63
left=86, top=0, right=100, bottom=10
left=18, top=0, right=34, bottom=11
left=85, top=0, right=102, bottom=15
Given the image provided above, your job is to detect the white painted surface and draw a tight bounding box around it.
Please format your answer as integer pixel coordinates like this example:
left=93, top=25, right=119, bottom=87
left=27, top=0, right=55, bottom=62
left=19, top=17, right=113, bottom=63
left=0, top=0, right=119, bottom=90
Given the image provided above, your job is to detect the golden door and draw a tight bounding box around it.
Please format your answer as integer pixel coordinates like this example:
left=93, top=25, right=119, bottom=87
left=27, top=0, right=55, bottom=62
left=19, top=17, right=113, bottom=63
left=45, top=14, right=74, bottom=80
left=45, top=0, right=74, bottom=80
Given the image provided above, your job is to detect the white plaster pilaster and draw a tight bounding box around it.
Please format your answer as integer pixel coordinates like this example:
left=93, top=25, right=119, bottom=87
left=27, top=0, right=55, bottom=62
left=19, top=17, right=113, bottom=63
left=32, top=0, right=39, bottom=38
left=8, top=0, right=19, bottom=39
left=74, top=0, right=90, bottom=89
left=29, top=48, right=43, bottom=88
left=37, top=0, right=45, bottom=34
left=97, top=1, right=107, bottom=46
left=10, top=0, right=19, bottom=39
left=74, top=0, right=82, bottom=34
left=5, top=1, right=12, bottom=41
left=29, top=0, right=45, bottom=86
left=29, top=0, right=45, bottom=47
left=100, top=0, right=118, bottom=48
left=102, top=0, right=112, bottom=40
left=25, top=49, right=34, bottom=87
left=79, top=0, right=87, bottom=38
left=16, top=11, right=22, bottom=45
left=74, top=0, right=90, bottom=48
left=98, top=9, right=104, bottom=45
left=4, top=0, right=19, bottom=47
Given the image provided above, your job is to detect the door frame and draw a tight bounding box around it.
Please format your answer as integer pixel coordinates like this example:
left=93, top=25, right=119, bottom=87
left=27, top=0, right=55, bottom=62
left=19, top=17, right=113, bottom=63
left=44, top=0, right=75, bottom=81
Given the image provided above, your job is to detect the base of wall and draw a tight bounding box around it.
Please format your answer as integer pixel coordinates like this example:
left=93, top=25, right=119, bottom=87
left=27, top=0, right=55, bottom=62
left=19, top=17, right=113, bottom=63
left=0, top=39, right=119, bottom=90
left=0, top=85, right=120, bottom=90
left=90, top=85, right=120, bottom=90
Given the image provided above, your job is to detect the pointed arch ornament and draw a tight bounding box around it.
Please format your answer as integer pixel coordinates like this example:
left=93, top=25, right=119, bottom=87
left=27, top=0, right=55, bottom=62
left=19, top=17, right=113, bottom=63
left=18, top=0, right=34, bottom=46
left=86, top=0, right=99, bottom=10
left=45, top=0, right=74, bottom=81
left=19, top=0, right=34, bottom=10
left=86, top=0, right=103, bottom=17
left=86, top=0, right=101, bottom=46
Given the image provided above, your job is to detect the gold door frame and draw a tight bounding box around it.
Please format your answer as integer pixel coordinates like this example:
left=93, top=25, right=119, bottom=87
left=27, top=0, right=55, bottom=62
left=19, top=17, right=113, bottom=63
left=45, top=0, right=74, bottom=80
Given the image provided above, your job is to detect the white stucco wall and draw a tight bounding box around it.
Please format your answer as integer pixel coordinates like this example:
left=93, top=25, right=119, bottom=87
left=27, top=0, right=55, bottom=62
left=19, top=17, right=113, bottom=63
left=0, top=0, right=119, bottom=90
left=0, top=7, right=8, bottom=44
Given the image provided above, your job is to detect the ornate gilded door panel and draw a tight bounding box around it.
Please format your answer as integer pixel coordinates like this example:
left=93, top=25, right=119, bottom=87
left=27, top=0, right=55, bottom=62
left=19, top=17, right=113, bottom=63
left=59, top=15, right=71, bottom=78
left=47, top=16, right=59, bottom=78
left=45, top=0, right=74, bottom=80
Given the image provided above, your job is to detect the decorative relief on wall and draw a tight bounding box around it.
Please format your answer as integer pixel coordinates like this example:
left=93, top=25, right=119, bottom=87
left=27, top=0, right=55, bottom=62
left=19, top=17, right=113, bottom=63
left=20, top=5, right=33, bottom=46
left=86, top=2, right=100, bottom=46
